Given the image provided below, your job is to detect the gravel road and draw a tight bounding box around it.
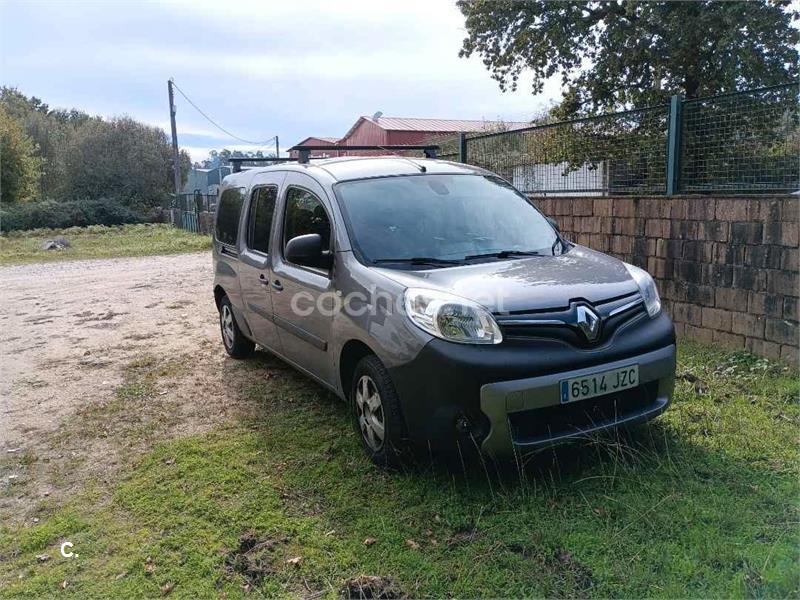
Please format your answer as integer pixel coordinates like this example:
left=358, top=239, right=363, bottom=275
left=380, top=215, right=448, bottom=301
left=0, top=252, right=234, bottom=518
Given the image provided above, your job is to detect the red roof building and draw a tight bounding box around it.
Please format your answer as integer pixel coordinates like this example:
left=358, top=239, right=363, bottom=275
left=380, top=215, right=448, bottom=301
left=291, top=116, right=530, bottom=158
left=289, top=136, right=341, bottom=158
left=338, top=116, right=530, bottom=151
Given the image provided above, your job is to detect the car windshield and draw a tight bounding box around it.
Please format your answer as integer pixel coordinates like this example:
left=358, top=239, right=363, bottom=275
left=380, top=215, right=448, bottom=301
left=335, top=174, right=560, bottom=266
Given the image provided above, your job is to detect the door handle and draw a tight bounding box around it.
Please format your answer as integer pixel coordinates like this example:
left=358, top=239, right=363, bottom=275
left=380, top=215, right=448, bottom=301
left=259, top=274, right=269, bottom=286
left=271, top=279, right=283, bottom=291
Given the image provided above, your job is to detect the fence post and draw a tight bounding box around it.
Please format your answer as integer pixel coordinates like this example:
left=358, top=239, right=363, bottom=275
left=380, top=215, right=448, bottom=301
left=666, top=94, right=683, bottom=196
left=458, top=132, right=467, bottom=163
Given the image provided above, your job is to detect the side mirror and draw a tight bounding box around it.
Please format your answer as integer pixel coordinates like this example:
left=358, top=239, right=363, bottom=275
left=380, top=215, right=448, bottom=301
left=285, top=233, right=332, bottom=269
left=546, top=216, right=560, bottom=232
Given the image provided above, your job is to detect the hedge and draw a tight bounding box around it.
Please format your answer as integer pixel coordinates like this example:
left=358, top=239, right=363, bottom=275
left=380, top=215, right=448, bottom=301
left=0, top=198, right=166, bottom=231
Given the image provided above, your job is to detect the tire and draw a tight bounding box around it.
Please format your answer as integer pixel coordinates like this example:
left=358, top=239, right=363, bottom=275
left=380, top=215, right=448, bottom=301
left=219, top=295, right=255, bottom=359
left=351, top=355, right=409, bottom=468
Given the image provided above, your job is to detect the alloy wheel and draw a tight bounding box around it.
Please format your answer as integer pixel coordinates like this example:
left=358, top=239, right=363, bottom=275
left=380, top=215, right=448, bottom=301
left=221, top=305, right=235, bottom=349
left=355, top=375, right=385, bottom=451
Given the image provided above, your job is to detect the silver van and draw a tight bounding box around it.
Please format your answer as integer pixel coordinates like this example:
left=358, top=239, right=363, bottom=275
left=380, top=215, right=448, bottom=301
left=212, top=155, right=676, bottom=466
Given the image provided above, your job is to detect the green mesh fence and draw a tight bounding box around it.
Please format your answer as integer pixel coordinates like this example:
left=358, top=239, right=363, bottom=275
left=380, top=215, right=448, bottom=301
left=465, top=107, right=668, bottom=195
left=454, top=83, right=798, bottom=196
left=680, top=83, right=799, bottom=193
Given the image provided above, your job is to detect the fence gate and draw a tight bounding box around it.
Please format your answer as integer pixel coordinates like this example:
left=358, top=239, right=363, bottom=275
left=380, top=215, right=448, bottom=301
left=171, top=192, right=216, bottom=234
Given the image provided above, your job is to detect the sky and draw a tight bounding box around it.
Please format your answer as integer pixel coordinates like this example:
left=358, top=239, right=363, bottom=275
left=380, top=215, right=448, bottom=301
left=0, top=0, right=562, bottom=163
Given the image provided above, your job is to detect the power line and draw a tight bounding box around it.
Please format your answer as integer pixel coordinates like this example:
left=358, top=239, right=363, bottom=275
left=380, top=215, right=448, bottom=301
left=170, top=79, right=278, bottom=147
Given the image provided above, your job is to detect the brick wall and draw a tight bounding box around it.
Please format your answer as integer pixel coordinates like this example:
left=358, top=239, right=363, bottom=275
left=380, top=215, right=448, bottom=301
left=534, top=196, right=799, bottom=363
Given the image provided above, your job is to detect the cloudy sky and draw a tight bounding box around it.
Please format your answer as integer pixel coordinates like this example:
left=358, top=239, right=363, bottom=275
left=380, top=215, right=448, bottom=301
left=0, top=0, right=562, bottom=162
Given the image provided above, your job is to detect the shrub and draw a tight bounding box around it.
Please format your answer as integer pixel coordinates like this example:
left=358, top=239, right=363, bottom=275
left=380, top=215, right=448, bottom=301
left=0, top=198, right=162, bottom=232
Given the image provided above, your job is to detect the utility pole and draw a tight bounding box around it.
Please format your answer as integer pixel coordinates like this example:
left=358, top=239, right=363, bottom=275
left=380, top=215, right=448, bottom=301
left=167, top=79, right=181, bottom=219
left=275, top=136, right=279, bottom=158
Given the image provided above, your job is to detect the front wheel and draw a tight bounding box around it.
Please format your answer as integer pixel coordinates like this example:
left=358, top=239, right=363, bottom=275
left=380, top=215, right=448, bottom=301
left=351, top=355, right=409, bottom=468
left=219, top=295, right=254, bottom=358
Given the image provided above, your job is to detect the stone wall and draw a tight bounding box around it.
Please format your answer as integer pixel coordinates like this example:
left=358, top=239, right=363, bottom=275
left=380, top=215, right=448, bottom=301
left=534, top=195, right=799, bottom=363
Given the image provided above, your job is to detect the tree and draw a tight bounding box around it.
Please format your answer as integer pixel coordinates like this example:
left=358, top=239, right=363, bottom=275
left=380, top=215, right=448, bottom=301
left=1, top=87, right=87, bottom=200
left=196, top=148, right=275, bottom=169
left=458, top=1, right=799, bottom=117
left=64, top=116, right=193, bottom=207
left=0, top=106, right=42, bottom=204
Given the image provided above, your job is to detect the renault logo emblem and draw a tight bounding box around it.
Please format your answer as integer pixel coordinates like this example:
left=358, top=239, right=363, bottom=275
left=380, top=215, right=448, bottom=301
left=576, top=305, right=601, bottom=341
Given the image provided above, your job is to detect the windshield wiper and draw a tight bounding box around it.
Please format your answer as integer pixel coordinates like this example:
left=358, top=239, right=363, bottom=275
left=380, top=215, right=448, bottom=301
left=372, top=257, right=463, bottom=266
left=464, top=250, right=543, bottom=260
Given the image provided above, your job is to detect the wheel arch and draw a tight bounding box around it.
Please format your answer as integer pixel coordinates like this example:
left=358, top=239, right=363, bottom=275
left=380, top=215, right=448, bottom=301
left=214, top=285, right=226, bottom=311
left=339, top=339, right=377, bottom=399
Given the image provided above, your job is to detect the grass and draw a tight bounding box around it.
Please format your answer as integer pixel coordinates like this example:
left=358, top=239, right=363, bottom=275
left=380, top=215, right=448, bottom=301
left=0, top=343, right=797, bottom=598
left=0, top=224, right=211, bottom=265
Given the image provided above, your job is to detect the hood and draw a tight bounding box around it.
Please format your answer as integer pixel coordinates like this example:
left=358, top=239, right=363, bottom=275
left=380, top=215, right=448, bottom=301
left=373, top=245, right=638, bottom=314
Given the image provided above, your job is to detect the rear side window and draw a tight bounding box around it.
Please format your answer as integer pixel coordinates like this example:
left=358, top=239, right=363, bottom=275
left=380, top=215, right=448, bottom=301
left=248, top=186, right=277, bottom=254
left=283, top=187, right=331, bottom=251
left=215, top=187, right=244, bottom=246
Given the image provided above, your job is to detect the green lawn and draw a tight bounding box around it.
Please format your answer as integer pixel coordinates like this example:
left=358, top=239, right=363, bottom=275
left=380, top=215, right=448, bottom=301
left=0, top=224, right=210, bottom=265
left=1, top=344, right=797, bottom=598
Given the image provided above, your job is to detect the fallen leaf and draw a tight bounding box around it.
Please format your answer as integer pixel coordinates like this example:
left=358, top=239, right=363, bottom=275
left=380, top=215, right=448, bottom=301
left=60, top=580, right=68, bottom=590
left=363, top=537, right=377, bottom=546
left=160, top=582, right=175, bottom=595
left=286, top=556, right=302, bottom=566
left=36, top=554, right=49, bottom=562
left=424, top=529, right=433, bottom=537
left=405, top=539, right=420, bottom=550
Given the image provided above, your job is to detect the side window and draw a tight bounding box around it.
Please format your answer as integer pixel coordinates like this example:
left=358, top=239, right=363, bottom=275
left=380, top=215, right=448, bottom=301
left=215, top=187, right=244, bottom=246
left=283, top=187, right=332, bottom=253
left=247, top=186, right=277, bottom=254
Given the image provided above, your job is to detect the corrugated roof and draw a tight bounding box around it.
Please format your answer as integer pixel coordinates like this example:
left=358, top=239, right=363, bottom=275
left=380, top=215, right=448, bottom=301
left=294, top=136, right=341, bottom=146
left=362, top=116, right=531, bottom=132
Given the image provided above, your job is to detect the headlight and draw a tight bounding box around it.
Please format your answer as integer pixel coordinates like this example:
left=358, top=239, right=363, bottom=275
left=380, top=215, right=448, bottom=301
left=624, top=263, right=661, bottom=317
left=403, top=288, right=503, bottom=345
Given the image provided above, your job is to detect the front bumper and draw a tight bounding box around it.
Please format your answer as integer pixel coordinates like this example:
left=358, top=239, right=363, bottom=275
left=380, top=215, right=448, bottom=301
left=480, top=344, right=675, bottom=456
left=387, top=310, right=676, bottom=457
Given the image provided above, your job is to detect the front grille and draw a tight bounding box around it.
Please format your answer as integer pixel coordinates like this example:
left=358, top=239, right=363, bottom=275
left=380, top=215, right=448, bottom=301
left=497, top=296, right=645, bottom=349
left=508, top=381, right=659, bottom=444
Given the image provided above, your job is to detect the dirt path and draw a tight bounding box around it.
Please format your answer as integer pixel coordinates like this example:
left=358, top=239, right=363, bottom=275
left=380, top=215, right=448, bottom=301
left=0, top=252, right=230, bottom=519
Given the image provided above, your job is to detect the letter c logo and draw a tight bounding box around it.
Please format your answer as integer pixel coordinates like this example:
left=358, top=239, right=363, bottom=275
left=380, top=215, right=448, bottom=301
left=60, top=542, right=74, bottom=558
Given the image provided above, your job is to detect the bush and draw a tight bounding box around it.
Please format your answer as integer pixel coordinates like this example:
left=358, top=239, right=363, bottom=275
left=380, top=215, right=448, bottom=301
left=0, top=198, right=163, bottom=232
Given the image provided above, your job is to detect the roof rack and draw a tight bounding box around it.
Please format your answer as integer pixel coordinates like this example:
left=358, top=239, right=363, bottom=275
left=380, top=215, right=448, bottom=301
left=228, top=145, right=441, bottom=172
left=229, top=157, right=296, bottom=173
left=289, top=144, right=439, bottom=164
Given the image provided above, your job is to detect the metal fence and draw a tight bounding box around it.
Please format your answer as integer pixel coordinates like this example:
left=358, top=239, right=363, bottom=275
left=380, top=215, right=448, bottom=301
left=453, top=82, right=799, bottom=196
left=680, top=84, right=799, bottom=193
left=171, top=193, right=216, bottom=233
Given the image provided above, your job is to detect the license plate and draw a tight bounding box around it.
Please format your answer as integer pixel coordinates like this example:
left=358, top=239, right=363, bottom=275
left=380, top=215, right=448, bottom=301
left=560, top=364, right=639, bottom=404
